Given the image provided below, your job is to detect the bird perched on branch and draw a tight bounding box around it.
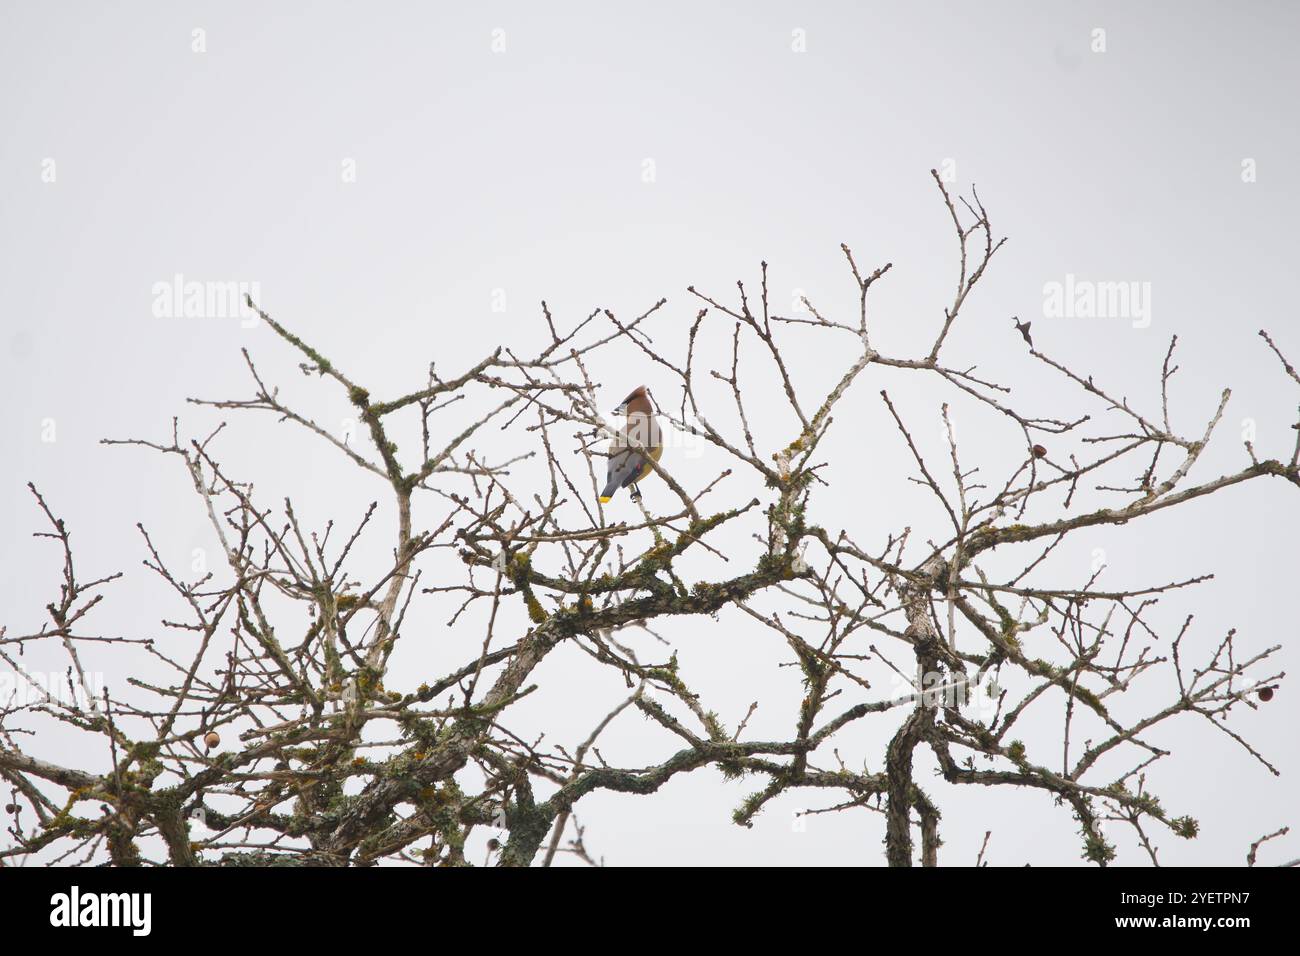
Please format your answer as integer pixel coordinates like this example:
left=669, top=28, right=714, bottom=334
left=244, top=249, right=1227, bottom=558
left=599, top=385, right=663, bottom=504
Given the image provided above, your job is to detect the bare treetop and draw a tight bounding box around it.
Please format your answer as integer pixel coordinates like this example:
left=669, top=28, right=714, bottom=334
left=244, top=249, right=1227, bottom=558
left=3, top=174, right=1296, bottom=867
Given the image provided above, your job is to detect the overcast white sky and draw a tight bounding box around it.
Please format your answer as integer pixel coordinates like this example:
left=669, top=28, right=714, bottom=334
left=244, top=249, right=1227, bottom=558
left=2, top=1, right=1297, bottom=866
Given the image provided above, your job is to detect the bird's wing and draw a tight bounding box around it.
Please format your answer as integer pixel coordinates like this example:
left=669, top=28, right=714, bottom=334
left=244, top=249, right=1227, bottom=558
left=602, top=446, right=645, bottom=499
left=600, top=418, right=663, bottom=500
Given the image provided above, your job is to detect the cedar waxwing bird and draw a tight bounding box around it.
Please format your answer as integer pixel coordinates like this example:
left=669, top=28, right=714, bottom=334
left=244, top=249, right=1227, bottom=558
left=599, top=385, right=663, bottom=503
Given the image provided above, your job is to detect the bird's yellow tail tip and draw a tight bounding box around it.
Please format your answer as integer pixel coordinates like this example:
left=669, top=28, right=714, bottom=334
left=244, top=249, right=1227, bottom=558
left=598, top=495, right=612, bottom=504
